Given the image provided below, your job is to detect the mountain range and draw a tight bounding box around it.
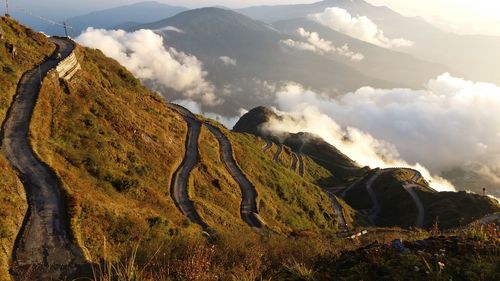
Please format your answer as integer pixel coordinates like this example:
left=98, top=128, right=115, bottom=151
left=1, top=2, right=499, bottom=280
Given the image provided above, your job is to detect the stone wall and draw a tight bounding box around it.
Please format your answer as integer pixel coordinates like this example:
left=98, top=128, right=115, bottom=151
left=55, top=51, right=81, bottom=80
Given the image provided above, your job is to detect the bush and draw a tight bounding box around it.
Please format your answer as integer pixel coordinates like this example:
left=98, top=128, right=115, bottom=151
left=2, top=65, right=14, bottom=73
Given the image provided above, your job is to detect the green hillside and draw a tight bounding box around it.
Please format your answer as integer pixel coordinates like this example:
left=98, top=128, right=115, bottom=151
left=1, top=17, right=499, bottom=281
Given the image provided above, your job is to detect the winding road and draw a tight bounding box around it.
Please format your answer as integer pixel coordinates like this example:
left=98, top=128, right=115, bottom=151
left=204, top=123, right=264, bottom=229
left=324, top=190, right=349, bottom=233
left=262, top=139, right=272, bottom=152
left=290, top=152, right=298, bottom=172
left=1, top=38, right=89, bottom=280
left=273, top=143, right=283, bottom=163
left=403, top=184, right=425, bottom=228
left=297, top=154, right=304, bottom=177
left=168, top=104, right=209, bottom=230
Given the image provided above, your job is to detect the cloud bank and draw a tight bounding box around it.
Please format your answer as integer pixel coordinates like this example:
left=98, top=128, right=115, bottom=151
left=262, top=74, right=500, bottom=192
left=77, top=28, right=220, bottom=106
left=282, top=28, right=364, bottom=61
left=310, top=7, right=414, bottom=49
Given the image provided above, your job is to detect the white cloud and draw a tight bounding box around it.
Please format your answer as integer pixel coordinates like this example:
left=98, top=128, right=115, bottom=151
left=77, top=28, right=220, bottom=106
left=173, top=99, right=246, bottom=129
left=154, top=26, right=185, bottom=33
left=261, top=73, right=500, bottom=193
left=219, top=56, right=237, bottom=66
left=281, top=28, right=364, bottom=61
left=309, top=7, right=414, bottom=49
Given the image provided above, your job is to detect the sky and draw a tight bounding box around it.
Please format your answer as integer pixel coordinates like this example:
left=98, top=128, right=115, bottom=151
left=6, top=0, right=500, bottom=35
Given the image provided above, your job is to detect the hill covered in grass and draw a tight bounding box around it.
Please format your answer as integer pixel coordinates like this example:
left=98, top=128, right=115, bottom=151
left=1, top=17, right=499, bottom=280
left=234, top=106, right=500, bottom=229
left=0, top=17, right=352, bottom=280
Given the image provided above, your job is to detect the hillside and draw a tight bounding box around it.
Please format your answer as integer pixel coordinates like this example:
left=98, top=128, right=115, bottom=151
left=0, top=18, right=357, bottom=280
left=234, top=106, right=500, bottom=229
left=132, top=7, right=398, bottom=116
left=1, top=17, right=499, bottom=281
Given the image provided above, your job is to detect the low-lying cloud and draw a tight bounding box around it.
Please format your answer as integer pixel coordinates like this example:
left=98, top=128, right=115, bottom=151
left=310, top=7, right=414, bottom=49
left=77, top=28, right=220, bottom=106
left=219, top=56, right=237, bottom=66
left=282, top=28, right=364, bottom=61
left=174, top=99, right=246, bottom=129
left=261, top=74, right=500, bottom=192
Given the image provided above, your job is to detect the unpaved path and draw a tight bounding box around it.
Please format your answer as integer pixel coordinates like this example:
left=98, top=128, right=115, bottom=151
left=1, top=38, right=89, bottom=280
left=168, top=104, right=209, bottom=229
left=204, top=123, right=264, bottom=228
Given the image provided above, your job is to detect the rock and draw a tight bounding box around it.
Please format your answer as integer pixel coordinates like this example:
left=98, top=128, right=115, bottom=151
left=392, top=239, right=410, bottom=253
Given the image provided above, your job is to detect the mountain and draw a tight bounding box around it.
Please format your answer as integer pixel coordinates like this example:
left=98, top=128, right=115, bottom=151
left=234, top=106, right=500, bottom=229
left=0, top=16, right=344, bottom=279
left=238, top=0, right=500, bottom=86
left=1, top=15, right=499, bottom=281
left=132, top=8, right=402, bottom=116
left=44, top=1, right=188, bottom=36
left=272, top=18, right=449, bottom=89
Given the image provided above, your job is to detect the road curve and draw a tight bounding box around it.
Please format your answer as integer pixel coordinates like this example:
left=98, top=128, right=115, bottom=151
left=168, top=104, right=209, bottom=230
left=262, top=139, right=272, bottom=152
left=1, top=38, right=89, bottom=280
left=324, top=190, right=349, bottom=233
left=204, top=123, right=264, bottom=229
left=273, top=144, right=283, bottom=162
left=403, top=184, right=425, bottom=228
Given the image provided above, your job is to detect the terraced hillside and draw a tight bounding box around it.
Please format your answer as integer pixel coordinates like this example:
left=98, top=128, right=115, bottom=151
left=234, top=106, right=500, bottom=229
left=1, top=17, right=499, bottom=280
left=0, top=18, right=353, bottom=280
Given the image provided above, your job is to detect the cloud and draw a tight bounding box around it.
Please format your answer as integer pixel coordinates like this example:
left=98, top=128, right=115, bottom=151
left=309, top=7, right=414, bottom=49
left=260, top=73, right=500, bottom=192
left=154, top=26, right=184, bottom=33
left=174, top=99, right=246, bottom=129
left=281, top=28, right=364, bottom=61
left=219, top=56, right=237, bottom=66
left=77, top=28, right=220, bottom=106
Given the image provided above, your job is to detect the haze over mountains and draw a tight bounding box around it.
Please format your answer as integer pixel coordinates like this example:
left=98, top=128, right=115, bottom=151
left=16, top=0, right=500, bottom=196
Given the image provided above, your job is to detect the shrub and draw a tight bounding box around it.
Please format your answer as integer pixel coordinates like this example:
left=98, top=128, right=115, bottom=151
left=2, top=65, right=14, bottom=73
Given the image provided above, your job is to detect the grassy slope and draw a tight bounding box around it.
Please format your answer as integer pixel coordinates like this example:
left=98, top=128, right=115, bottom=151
left=203, top=120, right=340, bottom=234
left=0, top=16, right=54, bottom=280
left=30, top=45, right=194, bottom=260
left=26, top=38, right=350, bottom=262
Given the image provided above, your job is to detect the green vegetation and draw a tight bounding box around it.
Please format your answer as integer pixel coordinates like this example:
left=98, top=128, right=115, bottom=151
left=1, top=18, right=499, bottom=281
left=0, top=16, right=55, bottom=280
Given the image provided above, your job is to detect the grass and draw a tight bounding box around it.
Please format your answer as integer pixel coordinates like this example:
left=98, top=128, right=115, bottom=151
left=0, top=16, right=55, bottom=280
left=1, top=18, right=499, bottom=281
